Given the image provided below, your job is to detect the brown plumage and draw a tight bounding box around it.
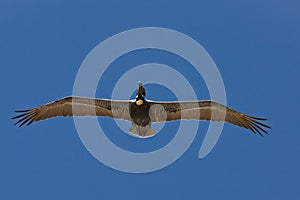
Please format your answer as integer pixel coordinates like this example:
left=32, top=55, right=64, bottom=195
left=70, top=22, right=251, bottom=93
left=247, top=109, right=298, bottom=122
left=12, top=82, right=270, bottom=137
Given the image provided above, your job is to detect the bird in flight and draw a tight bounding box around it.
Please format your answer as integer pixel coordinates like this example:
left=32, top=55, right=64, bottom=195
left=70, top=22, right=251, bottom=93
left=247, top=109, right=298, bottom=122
left=12, top=81, right=270, bottom=137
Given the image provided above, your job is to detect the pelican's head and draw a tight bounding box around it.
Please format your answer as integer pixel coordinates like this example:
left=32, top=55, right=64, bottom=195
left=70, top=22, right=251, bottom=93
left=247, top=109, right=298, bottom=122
left=135, top=81, right=145, bottom=105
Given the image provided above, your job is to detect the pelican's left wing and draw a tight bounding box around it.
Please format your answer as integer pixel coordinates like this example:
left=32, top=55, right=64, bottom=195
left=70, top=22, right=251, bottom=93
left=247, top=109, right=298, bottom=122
left=149, top=100, right=271, bottom=136
left=12, top=96, right=132, bottom=127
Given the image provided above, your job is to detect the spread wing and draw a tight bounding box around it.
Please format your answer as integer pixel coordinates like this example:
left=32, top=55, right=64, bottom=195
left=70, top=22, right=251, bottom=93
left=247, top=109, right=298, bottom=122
left=12, top=96, right=132, bottom=127
left=149, top=100, right=271, bottom=136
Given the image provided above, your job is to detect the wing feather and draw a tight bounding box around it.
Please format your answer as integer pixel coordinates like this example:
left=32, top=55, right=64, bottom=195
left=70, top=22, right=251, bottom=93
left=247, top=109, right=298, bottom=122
left=150, top=100, right=270, bottom=136
left=12, top=96, right=132, bottom=127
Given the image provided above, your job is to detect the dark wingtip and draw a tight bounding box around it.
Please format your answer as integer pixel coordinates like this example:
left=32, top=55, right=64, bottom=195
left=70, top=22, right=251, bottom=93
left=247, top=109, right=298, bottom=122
left=247, top=115, right=271, bottom=137
left=247, top=115, right=268, bottom=121
left=11, top=112, right=28, bottom=120
left=15, top=109, right=32, bottom=113
left=12, top=109, right=34, bottom=127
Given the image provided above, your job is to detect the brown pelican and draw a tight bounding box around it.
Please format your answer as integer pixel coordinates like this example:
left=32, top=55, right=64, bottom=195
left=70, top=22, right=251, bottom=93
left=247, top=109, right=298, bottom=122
left=12, top=81, right=270, bottom=137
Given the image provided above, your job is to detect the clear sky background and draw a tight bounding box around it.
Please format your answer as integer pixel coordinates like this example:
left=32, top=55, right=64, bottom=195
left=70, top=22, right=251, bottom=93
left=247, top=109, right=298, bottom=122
left=1, top=0, right=299, bottom=199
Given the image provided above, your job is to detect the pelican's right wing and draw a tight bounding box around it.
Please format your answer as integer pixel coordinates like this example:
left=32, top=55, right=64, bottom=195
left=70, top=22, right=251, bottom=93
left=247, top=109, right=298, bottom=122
left=12, top=96, right=132, bottom=127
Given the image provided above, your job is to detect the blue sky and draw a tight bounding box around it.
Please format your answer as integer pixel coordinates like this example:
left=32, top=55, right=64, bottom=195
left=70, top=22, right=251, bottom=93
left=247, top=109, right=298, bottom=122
left=1, top=0, right=300, bottom=199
